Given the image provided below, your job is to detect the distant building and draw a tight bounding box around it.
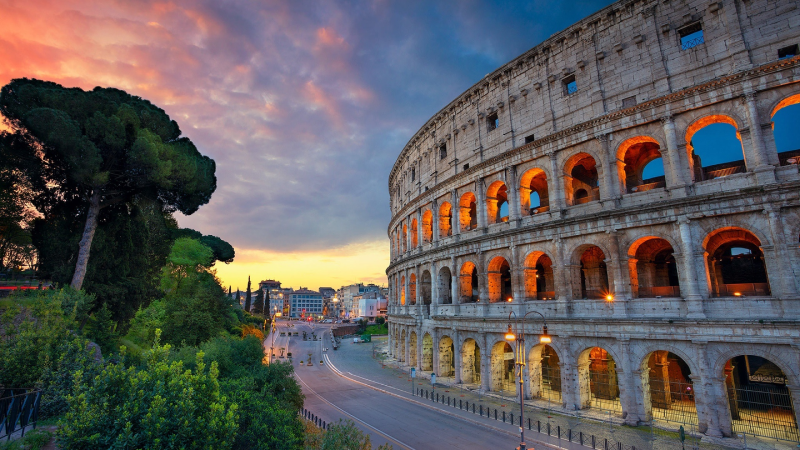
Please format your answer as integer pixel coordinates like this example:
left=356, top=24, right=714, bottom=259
left=353, top=295, right=388, bottom=321
left=336, top=283, right=383, bottom=318
left=288, top=288, right=323, bottom=319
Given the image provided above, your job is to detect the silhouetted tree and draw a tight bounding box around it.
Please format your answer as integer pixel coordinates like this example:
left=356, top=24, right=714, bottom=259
left=244, top=276, right=252, bottom=312
left=0, top=79, right=217, bottom=290
left=253, top=288, right=264, bottom=315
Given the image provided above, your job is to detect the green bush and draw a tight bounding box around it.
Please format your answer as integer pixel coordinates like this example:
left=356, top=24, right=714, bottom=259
left=375, top=316, right=385, bottom=325
left=57, top=330, right=238, bottom=450
left=304, top=419, right=392, bottom=450
left=38, top=334, right=102, bottom=418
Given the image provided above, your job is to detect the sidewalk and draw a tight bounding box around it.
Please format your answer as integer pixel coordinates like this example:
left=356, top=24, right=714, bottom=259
left=327, top=336, right=796, bottom=450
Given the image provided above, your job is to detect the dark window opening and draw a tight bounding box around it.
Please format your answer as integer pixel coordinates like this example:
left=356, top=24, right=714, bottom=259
left=778, top=44, right=799, bottom=60
left=621, top=96, right=637, bottom=108
left=411, top=168, right=415, bottom=181
left=463, top=163, right=469, bottom=171
left=439, top=144, right=447, bottom=160
left=563, top=75, right=577, bottom=95
left=524, top=134, right=535, bottom=144
left=679, top=23, right=704, bottom=50
left=487, top=113, right=499, bottom=132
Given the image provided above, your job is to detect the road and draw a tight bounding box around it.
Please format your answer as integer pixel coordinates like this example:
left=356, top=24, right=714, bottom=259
left=267, top=319, right=527, bottom=450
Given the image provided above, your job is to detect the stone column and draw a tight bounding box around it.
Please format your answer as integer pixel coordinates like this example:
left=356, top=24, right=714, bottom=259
left=595, top=134, right=619, bottom=202
left=415, top=265, right=423, bottom=316
left=554, top=237, right=571, bottom=307
left=476, top=177, right=488, bottom=231
left=451, top=189, right=461, bottom=236
left=453, top=330, right=462, bottom=383
left=548, top=151, right=566, bottom=212
left=676, top=218, right=707, bottom=318
left=607, top=230, right=628, bottom=318
left=510, top=245, right=523, bottom=302
left=481, top=333, right=491, bottom=391
left=416, top=209, right=423, bottom=249
left=787, top=384, right=800, bottom=437
left=507, top=166, right=521, bottom=226
left=403, top=267, right=410, bottom=309
left=432, top=199, right=440, bottom=244
left=693, top=341, right=724, bottom=437
left=742, top=92, right=776, bottom=184
left=451, top=256, right=460, bottom=314
left=430, top=260, right=439, bottom=310
left=432, top=331, right=440, bottom=377
left=766, top=209, right=799, bottom=297
left=618, top=339, right=641, bottom=425
left=404, top=329, right=410, bottom=366
left=661, top=115, right=691, bottom=189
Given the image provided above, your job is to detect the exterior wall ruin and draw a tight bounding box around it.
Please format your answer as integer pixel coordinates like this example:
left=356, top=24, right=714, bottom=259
left=387, top=0, right=800, bottom=440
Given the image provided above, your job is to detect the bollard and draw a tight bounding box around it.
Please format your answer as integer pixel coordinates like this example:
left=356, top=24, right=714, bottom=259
left=579, top=432, right=583, bottom=446
left=528, top=417, right=531, bottom=430
left=568, top=429, right=572, bottom=442
left=503, top=411, right=506, bottom=423
left=592, top=435, right=595, bottom=448
left=494, top=409, right=497, bottom=420
left=436, top=393, right=439, bottom=402
left=480, top=405, right=483, bottom=416
left=322, top=420, right=326, bottom=429
left=510, top=412, right=514, bottom=424
left=472, top=403, right=475, bottom=414
left=537, top=420, right=541, bottom=433
left=459, top=399, right=462, bottom=409
left=447, top=397, right=450, bottom=406
left=604, top=438, right=608, bottom=450
left=558, top=426, right=561, bottom=438
left=547, top=422, right=550, bottom=435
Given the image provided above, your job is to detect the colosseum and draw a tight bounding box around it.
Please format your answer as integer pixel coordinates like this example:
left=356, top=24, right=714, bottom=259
left=386, top=0, right=800, bottom=442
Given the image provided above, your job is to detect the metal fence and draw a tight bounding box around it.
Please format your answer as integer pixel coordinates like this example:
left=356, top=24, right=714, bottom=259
left=413, top=388, right=661, bottom=450
left=1, top=388, right=41, bottom=440
left=728, top=384, right=799, bottom=442
left=648, top=378, right=698, bottom=427
left=589, top=370, right=622, bottom=413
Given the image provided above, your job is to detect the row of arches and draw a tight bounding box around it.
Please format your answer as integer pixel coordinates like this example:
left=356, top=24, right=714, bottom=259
left=392, top=99, right=800, bottom=256
left=393, top=329, right=799, bottom=441
left=394, top=226, right=773, bottom=305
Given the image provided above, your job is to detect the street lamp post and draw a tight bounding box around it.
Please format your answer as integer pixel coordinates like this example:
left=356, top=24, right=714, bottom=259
left=505, top=309, right=551, bottom=450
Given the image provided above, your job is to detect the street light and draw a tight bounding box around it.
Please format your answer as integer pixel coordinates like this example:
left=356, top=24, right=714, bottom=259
left=505, top=309, right=551, bottom=450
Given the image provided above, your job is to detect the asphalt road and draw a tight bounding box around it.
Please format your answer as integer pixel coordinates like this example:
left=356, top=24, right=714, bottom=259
left=267, top=320, right=525, bottom=450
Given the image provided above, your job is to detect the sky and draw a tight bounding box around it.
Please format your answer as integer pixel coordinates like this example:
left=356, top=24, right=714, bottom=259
left=3, top=0, right=797, bottom=291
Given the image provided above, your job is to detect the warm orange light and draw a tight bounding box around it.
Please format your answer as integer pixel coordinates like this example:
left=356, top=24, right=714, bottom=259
left=733, top=292, right=741, bottom=297
left=506, top=297, right=513, bottom=302
left=539, top=324, right=551, bottom=344
left=275, top=312, right=282, bottom=317
left=504, top=324, right=515, bottom=341
left=605, top=294, right=614, bottom=302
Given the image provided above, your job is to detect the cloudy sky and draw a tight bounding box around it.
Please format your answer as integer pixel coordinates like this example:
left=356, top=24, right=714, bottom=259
left=2, top=0, right=633, bottom=289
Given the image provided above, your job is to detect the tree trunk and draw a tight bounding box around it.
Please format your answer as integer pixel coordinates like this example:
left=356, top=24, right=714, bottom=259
left=71, top=190, right=101, bottom=290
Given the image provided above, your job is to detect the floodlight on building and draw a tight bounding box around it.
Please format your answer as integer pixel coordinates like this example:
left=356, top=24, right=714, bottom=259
left=605, top=294, right=614, bottom=302
left=733, top=292, right=742, bottom=297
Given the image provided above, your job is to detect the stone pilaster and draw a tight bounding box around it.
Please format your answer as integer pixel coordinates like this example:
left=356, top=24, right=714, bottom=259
left=676, top=217, right=706, bottom=318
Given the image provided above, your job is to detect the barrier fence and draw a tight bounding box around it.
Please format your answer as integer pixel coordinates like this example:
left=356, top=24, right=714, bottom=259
left=412, top=388, right=698, bottom=450
left=1, top=389, right=41, bottom=440
left=300, top=408, right=331, bottom=431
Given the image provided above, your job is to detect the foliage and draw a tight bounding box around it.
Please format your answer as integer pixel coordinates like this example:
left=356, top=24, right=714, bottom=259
left=241, top=324, right=265, bottom=341
left=38, top=334, right=103, bottom=418
left=375, top=316, right=385, bottom=325
left=223, top=377, right=304, bottom=450
left=0, top=429, right=53, bottom=450
left=304, top=419, right=393, bottom=450
left=170, top=228, right=235, bottom=264
left=57, top=331, right=237, bottom=450
left=361, top=324, right=388, bottom=336
left=0, top=132, right=38, bottom=272
left=0, top=288, right=94, bottom=387
left=356, top=319, right=367, bottom=334
left=0, top=78, right=217, bottom=290
left=125, top=300, right=167, bottom=351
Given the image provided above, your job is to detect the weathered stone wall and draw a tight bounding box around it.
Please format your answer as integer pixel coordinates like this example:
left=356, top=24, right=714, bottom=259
left=386, top=0, right=800, bottom=441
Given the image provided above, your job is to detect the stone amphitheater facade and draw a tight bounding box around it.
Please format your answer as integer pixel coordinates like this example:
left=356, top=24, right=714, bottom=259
left=385, top=0, right=800, bottom=441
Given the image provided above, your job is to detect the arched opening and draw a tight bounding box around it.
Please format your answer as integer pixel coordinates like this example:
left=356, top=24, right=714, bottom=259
left=524, top=251, right=555, bottom=300
left=724, top=355, right=798, bottom=441
left=528, top=344, right=562, bottom=405
left=459, top=261, right=479, bottom=303
left=402, top=224, right=408, bottom=253
left=486, top=181, right=509, bottom=224
left=487, top=256, right=512, bottom=302
left=400, top=276, right=406, bottom=305
left=459, top=192, right=478, bottom=231
left=409, top=273, right=417, bottom=305
left=399, top=329, right=406, bottom=362
left=421, top=210, right=433, bottom=244
left=771, top=96, right=800, bottom=166
left=438, top=266, right=452, bottom=304
left=395, top=230, right=401, bottom=255
left=410, top=218, right=418, bottom=248
left=629, top=237, right=680, bottom=298
left=439, top=336, right=455, bottom=378
left=420, top=270, right=432, bottom=305
left=491, top=341, right=516, bottom=394
left=618, top=137, right=666, bottom=194
left=704, top=228, right=771, bottom=297
left=409, top=331, right=418, bottom=367
left=685, top=116, right=746, bottom=182
left=578, top=246, right=609, bottom=299
left=422, top=333, right=433, bottom=371
left=439, top=202, right=453, bottom=237
left=641, top=351, right=697, bottom=428
left=577, top=347, right=621, bottom=413
left=461, top=338, right=481, bottom=386
left=519, top=168, right=550, bottom=215
left=565, top=153, right=600, bottom=205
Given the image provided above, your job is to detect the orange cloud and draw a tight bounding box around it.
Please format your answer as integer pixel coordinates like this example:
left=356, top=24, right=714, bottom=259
left=316, top=27, right=347, bottom=49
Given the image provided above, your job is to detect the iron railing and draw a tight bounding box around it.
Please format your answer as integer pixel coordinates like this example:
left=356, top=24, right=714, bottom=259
left=728, top=383, right=799, bottom=442
left=588, top=370, right=622, bottom=413
left=648, top=378, right=698, bottom=426
left=1, top=388, right=41, bottom=440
